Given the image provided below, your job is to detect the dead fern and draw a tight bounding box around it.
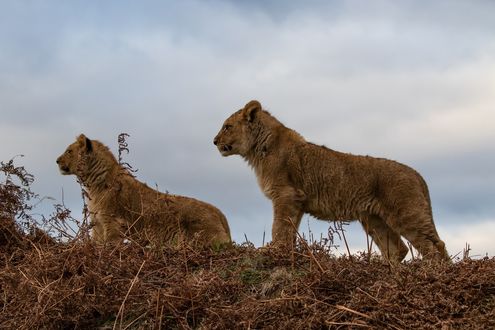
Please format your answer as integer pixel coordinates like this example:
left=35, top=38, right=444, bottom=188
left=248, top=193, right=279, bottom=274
left=118, top=133, right=138, bottom=175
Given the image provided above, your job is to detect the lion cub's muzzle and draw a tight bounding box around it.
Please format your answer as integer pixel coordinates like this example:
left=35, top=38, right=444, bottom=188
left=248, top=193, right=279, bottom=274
left=213, top=137, right=233, bottom=155
left=56, top=157, right=70, bottom=175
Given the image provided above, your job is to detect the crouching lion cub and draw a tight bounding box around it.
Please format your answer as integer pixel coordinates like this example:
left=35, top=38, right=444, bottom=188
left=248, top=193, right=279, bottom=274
left=57, top=134, right=231, bottom=247
left=214, top=100, right=449, bottom=262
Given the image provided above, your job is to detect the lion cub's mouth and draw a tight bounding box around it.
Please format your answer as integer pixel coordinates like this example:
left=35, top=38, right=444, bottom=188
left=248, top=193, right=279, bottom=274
left=219, top=144, right=233, bottom=156
left=59, top=166, right=70, bottom=175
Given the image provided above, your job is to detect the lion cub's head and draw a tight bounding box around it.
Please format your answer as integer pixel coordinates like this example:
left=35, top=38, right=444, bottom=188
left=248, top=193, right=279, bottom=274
left=213, top=100, right=263, bottom=157
left=56, top=134, right=93, bottom=175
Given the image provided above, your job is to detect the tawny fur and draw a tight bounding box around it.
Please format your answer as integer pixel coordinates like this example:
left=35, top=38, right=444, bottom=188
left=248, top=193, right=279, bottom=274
left=57, top=134, right=231, bottom=247
left=214, top=100, right=449, bottom=262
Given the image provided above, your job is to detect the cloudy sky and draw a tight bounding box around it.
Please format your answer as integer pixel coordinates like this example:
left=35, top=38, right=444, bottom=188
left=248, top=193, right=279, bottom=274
left=1, top=0, right=494, bottom=258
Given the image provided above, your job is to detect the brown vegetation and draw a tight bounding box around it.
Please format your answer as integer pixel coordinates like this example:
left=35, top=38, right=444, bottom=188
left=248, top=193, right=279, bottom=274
left=1, top=155, right=494, bottom=329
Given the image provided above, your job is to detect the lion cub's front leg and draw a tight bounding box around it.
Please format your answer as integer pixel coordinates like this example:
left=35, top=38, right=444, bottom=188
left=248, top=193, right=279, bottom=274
left=270, top=186, right=306, bottom=246
left=90, top=212, right=124, bottom=244
left=91, top=216, right=105, bottom=244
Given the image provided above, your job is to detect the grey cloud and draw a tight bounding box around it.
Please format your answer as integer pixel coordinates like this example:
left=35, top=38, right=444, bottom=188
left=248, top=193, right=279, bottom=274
left=422, top=147, right=495, bottom=216
left=1, top=0, right=494, bottom=252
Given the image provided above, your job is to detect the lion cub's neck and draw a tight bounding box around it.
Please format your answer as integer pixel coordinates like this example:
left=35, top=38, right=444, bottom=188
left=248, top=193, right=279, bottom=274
left=79, top=143, right=128, bottom=194
left=244, top=113, right=305, bottom=170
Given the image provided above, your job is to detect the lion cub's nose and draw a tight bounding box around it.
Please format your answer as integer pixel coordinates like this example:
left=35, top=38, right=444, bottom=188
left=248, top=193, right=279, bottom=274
left=213, top=138, right=218, bottom=146
left=56, top=158, right=61, bottom=164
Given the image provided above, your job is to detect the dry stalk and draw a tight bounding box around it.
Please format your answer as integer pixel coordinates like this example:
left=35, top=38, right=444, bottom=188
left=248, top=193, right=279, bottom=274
left=326, top=321, right=371, bottom=328
left=338, top=221, right=353, bottom=259
left=114, top=260, right=146, bottom=330
left=335, top=304, right=372, bottom=319
left=286, top=217, right=325, bottom=273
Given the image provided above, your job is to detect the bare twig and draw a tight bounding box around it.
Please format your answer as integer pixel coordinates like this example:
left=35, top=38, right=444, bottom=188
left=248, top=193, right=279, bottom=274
left=286, top=217, right=325, bottom=273
left=114, top=260, right=146, bottom=330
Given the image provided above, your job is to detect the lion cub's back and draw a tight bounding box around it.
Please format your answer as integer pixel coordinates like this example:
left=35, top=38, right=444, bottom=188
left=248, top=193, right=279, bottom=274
left=119, top=176, right=231, bottom=245
left=299, top=142, right=426, bottom=190
left=171, top=194, right=232, bottom=244
left=294, top=143, right=430, bottom=218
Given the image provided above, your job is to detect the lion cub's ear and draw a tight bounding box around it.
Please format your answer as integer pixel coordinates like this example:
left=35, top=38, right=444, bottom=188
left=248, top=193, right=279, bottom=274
left=243, top=100, right=261, bottom=122
left=77, top=134, right=93, bottom=153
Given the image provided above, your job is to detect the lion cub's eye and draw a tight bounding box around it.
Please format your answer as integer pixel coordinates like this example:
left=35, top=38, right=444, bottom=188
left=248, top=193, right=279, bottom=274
left=67, top=150, right=72, bottom=154
left=223, top=125, right=232, bottom=131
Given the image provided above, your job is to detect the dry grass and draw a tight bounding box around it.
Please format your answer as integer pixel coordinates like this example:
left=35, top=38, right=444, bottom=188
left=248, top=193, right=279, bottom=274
left=1, top=229, right=494, bottom=329
left=1, top=156, right=494, bottom=329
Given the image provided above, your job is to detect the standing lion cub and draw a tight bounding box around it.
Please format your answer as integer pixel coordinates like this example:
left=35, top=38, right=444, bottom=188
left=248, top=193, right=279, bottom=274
left=57, top=134, right=231, bottom=247
left=214, top=100, right=449, bottom=262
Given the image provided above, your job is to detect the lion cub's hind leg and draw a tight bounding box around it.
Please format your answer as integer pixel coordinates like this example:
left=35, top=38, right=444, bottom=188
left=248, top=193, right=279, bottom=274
left=400, top=224, right=450, bottom=262
left=385, top=209, right=450, bottom=262
left=360, top=213, right=409, bottom=262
